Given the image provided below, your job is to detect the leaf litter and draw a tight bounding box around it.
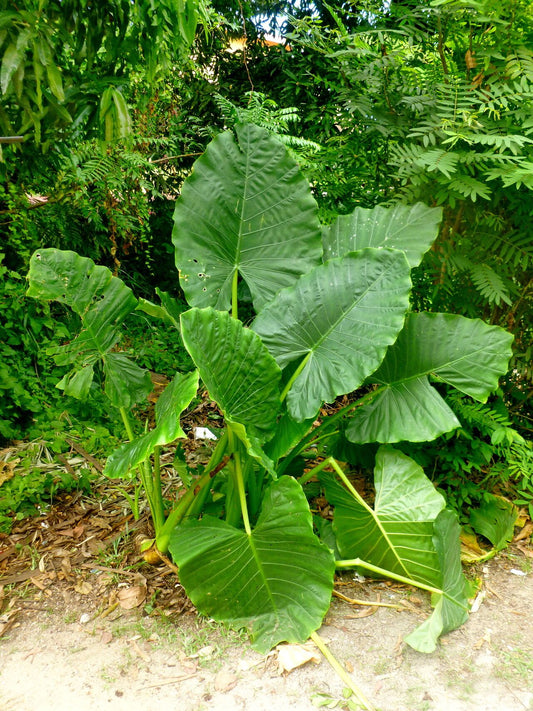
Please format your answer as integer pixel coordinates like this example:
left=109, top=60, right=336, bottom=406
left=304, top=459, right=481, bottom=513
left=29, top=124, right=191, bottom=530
left=0, top=433, right=532, bottom=710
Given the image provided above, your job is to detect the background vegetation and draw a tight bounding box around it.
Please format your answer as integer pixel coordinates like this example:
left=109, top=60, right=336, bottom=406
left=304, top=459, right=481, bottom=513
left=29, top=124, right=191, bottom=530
left=1, top=0, right=531, bottom=527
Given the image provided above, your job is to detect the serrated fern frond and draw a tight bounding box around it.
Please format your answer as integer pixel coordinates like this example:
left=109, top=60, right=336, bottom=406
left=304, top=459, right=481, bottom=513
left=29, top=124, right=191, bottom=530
left=469, top=263, right=512, bottom=306
left=214, top=92, right=322, bottom=156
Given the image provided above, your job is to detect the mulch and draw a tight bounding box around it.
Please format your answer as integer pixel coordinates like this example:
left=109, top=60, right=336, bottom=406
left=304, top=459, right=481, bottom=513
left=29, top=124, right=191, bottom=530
left=0, top=393, right=230, bottom=633
left=1, top=390, right=532, bottom=641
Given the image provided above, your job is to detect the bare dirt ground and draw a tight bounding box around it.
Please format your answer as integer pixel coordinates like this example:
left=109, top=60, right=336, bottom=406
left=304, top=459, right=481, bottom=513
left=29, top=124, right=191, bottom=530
left=1, top=547, right=532, bottom=711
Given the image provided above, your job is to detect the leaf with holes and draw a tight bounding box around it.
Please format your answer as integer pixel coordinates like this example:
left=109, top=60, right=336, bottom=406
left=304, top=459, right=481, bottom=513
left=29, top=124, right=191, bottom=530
left=26, top=248, right=152, bottom=408
left=173, top=123, right=322, bottom=312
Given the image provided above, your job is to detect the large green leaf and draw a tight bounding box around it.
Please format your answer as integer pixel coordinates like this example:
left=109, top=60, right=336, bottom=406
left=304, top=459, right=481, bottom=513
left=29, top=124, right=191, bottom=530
left=324, top=447, right=470, bottom=651
left=26, top=248, right=152, bottom=408
left=324, top=446, right=446, bottom=587
left=253, top=248, right=412, bottom=422
left=172, top=123, right=322, bottom=312
left=322, top=203, right=442, bottom=267
left=169, top=476, right=336, bottom=653
left=404, top=510, right=470, bottom=653
left=469, top=494, right=517, bottom=552
left=347, top=312, right=514, bottom=443
left=104, top=371, right=199, bottom=479
left=180, top=308, right=281, bottom=443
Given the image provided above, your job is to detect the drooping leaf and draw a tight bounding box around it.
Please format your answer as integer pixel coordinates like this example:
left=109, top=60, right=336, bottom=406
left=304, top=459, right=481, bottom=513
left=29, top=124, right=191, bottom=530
left=180, top=308, right=281, bottom=443
left=347, top=312, right=514, bottom=443
left=26, top=248, right=152, bottom=408
left=469, top=494, right=517, bottom=552
left=348, top=377, right=461, bottom=444
left=169, top=476, right=336, bottom=653
left=253, top=248, right=412, bottom=422
left=404, top=510, right=470, bottom=653
left=1, top=28, right=31, bottom=95
left=324, top=446, right=446, bottom=587
left=45, top=60, right=64, bottom=102
left=324, top=447, right=470, bottom=651
left=104, top=370, right=199, bottom=479
left=323, top=202, right=442, bottom=267
left=172, top=123, right=322, bottom=312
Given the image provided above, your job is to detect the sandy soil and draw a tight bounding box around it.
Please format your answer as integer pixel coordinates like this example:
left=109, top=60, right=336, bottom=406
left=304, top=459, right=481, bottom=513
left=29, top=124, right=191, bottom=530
left=1, top=550, right=532, bottom=711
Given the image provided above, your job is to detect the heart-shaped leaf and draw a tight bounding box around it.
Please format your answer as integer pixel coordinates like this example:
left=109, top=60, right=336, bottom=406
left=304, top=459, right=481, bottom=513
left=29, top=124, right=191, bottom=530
left=173, top=123, right=322, bottom=312
left=323, top=202, right=442, bottom=267
left=324, top=446, right=446, bottom=587
left=324, top=447, right=470, bottom=651
left=253, top=248, right=411, bottom=422
left=347, top=312, right=514, bottom=443
left=169, top=476, right=335, bottom=653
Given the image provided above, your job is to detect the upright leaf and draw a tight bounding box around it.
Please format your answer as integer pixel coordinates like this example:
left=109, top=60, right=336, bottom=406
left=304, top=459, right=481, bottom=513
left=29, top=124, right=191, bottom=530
left=347, top=312, right=514, bottom=443
left=253, top=248, right=412, bottom=422
left=323, top=203, right=442, bottom=267
left=180, top=308, right=281, bottom=443
left=169, top=476, right=336, bottom=653
left=173, top=123, right=322, bottom=312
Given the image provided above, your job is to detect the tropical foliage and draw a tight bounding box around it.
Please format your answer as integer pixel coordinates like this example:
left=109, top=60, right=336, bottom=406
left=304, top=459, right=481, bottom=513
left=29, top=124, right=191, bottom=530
left=26, top=124, right=513, bottom=654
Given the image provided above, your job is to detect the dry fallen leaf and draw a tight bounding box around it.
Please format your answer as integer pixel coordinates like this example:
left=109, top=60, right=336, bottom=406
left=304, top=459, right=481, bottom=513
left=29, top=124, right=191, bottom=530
left=214, top=671, right=238, bottom=692
left=276, top=642, right=321, bottom=673
left=460, top=531, right=487, bottom=562
left=514, top=521, right=533, bottom=543
left=188, top=644, right=215, bottom=660
left=0, top=606, right=18, bottom=638
left=74, top=580, right=93, bottom=595
left=346, top=606, right=378, bottom=619
left=0, top=460, right=15, bottom=486
left=117, top=585, right=147, bottom=609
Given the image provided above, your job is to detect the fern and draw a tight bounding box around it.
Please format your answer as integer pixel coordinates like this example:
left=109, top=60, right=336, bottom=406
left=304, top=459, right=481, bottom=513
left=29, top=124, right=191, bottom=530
left=469, top=263, right=512, bottom=306
left=414, top=148, right=461, bottom=177
left=214, top=92, right=322, bottom=156
left=479, top=231, right=533, bottom=271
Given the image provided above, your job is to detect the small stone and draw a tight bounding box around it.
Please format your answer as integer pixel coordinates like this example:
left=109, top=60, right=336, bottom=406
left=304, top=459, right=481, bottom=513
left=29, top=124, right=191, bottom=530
left=79, top=613, right=91, bottom=624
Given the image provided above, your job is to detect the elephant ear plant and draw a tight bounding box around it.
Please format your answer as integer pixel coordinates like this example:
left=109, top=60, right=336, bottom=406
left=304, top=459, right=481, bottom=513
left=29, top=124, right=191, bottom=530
left=26, top=123, right=514, bottom=663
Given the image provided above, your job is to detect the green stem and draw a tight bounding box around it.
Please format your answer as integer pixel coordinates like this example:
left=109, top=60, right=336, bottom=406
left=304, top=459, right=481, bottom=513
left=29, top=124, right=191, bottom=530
left=227, top=427, right=252, bottom=535
left=299, top=456, right=340, bottom=486
left=119, top=406, right=135, bottom=441
left=310, top=632, right=375, bottom=710
left=151, top=445, right=165, bottom=532
left=156, top=432, right=229, bottom=552
left=231, top=269, right=239, bottom=319
left=119, top=406, right=161, bottom=529
left=335, top=559, right=442, bottom=597
left=277, top=387, right=384, bottom=476
left=280, top=352, right=311, bottom=402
